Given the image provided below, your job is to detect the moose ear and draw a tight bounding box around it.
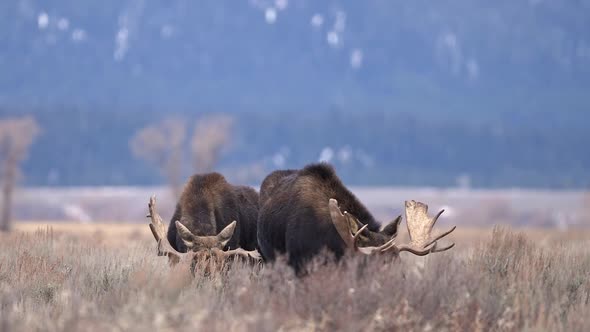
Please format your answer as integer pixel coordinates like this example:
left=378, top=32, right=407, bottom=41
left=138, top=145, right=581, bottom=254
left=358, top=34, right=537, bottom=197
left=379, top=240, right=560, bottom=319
left=216, top=221, right=237, bottom=247
left=381, top=215, right=402, bottom=237
left=175, top=221, right=195, bottom=248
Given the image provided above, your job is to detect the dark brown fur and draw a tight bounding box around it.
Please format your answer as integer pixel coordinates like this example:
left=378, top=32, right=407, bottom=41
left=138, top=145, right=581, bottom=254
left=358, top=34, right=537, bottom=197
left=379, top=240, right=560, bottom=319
left=258, top=169, right=297, bottom=207
left=257, top=163, right=397, bottom=273
left=167, top=173, right=259, bottom=252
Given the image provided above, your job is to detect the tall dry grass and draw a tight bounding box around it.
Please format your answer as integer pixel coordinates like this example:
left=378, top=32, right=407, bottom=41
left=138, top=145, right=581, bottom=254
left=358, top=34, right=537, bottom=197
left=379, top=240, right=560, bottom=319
left=0, top=226, right=589, bottom=331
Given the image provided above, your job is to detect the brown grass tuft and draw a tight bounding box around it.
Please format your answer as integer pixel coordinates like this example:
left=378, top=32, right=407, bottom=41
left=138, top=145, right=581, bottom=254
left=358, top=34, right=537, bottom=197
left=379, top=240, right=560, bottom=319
left=0, top=225, right=589, bottom=331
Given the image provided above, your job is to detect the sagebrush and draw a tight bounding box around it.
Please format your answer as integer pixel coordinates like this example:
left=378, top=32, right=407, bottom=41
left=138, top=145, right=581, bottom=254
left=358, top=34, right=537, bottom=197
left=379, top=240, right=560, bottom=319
left=0, top=226, right=589, bottom=331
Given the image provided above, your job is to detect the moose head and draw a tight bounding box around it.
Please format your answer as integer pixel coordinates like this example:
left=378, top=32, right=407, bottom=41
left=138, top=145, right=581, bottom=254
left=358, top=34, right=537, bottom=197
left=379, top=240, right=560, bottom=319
left=329, top=199, right=456, bottom=256
left=147, top=196, right=261, bottom=267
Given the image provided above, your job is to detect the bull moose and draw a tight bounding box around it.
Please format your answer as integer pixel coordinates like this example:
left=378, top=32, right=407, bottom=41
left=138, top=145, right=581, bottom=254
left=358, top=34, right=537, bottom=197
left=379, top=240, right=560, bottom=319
left=148, top=173, right=261, bottom=266
left=257, top=163, right=456, bottom=273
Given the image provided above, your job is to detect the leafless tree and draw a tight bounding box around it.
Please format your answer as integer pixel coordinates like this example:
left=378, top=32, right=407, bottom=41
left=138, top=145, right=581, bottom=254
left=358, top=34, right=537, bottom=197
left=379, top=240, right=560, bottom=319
left=191, top=115, right=233, bottom=173
left=131, top=115, right=234, bottom=197
left=130, top=119, right=187, bottom=198
left=0, top=116, right=40, bottom=232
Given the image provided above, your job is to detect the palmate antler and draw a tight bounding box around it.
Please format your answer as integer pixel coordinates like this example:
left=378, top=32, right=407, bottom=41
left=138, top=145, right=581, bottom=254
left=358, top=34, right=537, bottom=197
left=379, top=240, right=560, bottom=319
left=329, top=199, right=456, bottom=256
left=147, top=196, right=262, bottom=267
left=148, top=196, right=194, bottom=265
left=391, top=200, right=456, bottom=255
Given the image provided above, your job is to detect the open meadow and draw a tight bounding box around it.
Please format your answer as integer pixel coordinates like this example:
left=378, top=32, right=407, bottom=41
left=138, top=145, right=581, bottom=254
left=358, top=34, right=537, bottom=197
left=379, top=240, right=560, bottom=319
left=1, top=222, right=589, bottom=331
left=2, top=1, right=589, bottom=331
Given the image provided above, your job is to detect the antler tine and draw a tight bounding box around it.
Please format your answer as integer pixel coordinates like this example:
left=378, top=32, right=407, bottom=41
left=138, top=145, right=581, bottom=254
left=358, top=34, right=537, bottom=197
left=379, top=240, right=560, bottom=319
left=148, top=195, right=189, bottom=265
left=219, top=248, right=264, bottom=261
left=423, top=225, right=457, bottom=249
left=355, top=237, right=398, bottom=255
left=430, top=209, right=445, bottom=228
left=430, top=242, right=455, bottom=253
left=352, top=223, right=369, bottom=251
left=383, top=200, right=456, bottom=256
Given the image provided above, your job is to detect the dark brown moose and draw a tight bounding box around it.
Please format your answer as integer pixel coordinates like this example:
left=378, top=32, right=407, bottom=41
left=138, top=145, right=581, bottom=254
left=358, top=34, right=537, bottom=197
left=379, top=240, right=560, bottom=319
left=257, top=163, right=455, bottom=273
left=148, top=173, right=261, bottom=267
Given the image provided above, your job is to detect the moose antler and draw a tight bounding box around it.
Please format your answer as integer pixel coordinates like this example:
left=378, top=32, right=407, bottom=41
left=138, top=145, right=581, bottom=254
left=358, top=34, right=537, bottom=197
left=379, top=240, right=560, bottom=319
left=329, top=199, right=396, bottom=254
left=329, top=198, right=455, bottom=256
left=147, top=196, right=193, bottom=265
left=211, top=247, right=263, bottom=261
left=386, top=200, right=456, bottom=256
left=148, top=196, right=263, bottom=266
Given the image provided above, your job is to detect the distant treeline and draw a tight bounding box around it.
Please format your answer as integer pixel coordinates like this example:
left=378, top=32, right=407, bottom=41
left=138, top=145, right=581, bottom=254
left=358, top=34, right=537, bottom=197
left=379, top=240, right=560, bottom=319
left=1, top=107, right=587, bottom=189
left=1, top=1, right=589, bottom=188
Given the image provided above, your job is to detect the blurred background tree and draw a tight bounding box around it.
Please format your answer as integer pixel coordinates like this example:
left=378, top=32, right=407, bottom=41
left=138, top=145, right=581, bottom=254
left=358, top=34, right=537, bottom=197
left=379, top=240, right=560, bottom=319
left=130, top=119, right=187, bottom=198
left=191, top=115, right=233, bottom=173
left=0, top=116, right=40, bottom=232
left=130, top=115, right=233, bottom=197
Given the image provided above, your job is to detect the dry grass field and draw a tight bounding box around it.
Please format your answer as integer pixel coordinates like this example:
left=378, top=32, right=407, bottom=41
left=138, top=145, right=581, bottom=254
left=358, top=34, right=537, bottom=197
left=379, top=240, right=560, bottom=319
left=0, top=223, right=589, bottom=331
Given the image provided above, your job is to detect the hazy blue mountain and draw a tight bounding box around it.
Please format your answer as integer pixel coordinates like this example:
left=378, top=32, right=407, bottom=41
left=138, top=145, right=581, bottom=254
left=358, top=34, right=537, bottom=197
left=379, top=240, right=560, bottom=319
left=1, top=0, right=589, bottom=116
left=1, top=1, right=589, bottom=187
